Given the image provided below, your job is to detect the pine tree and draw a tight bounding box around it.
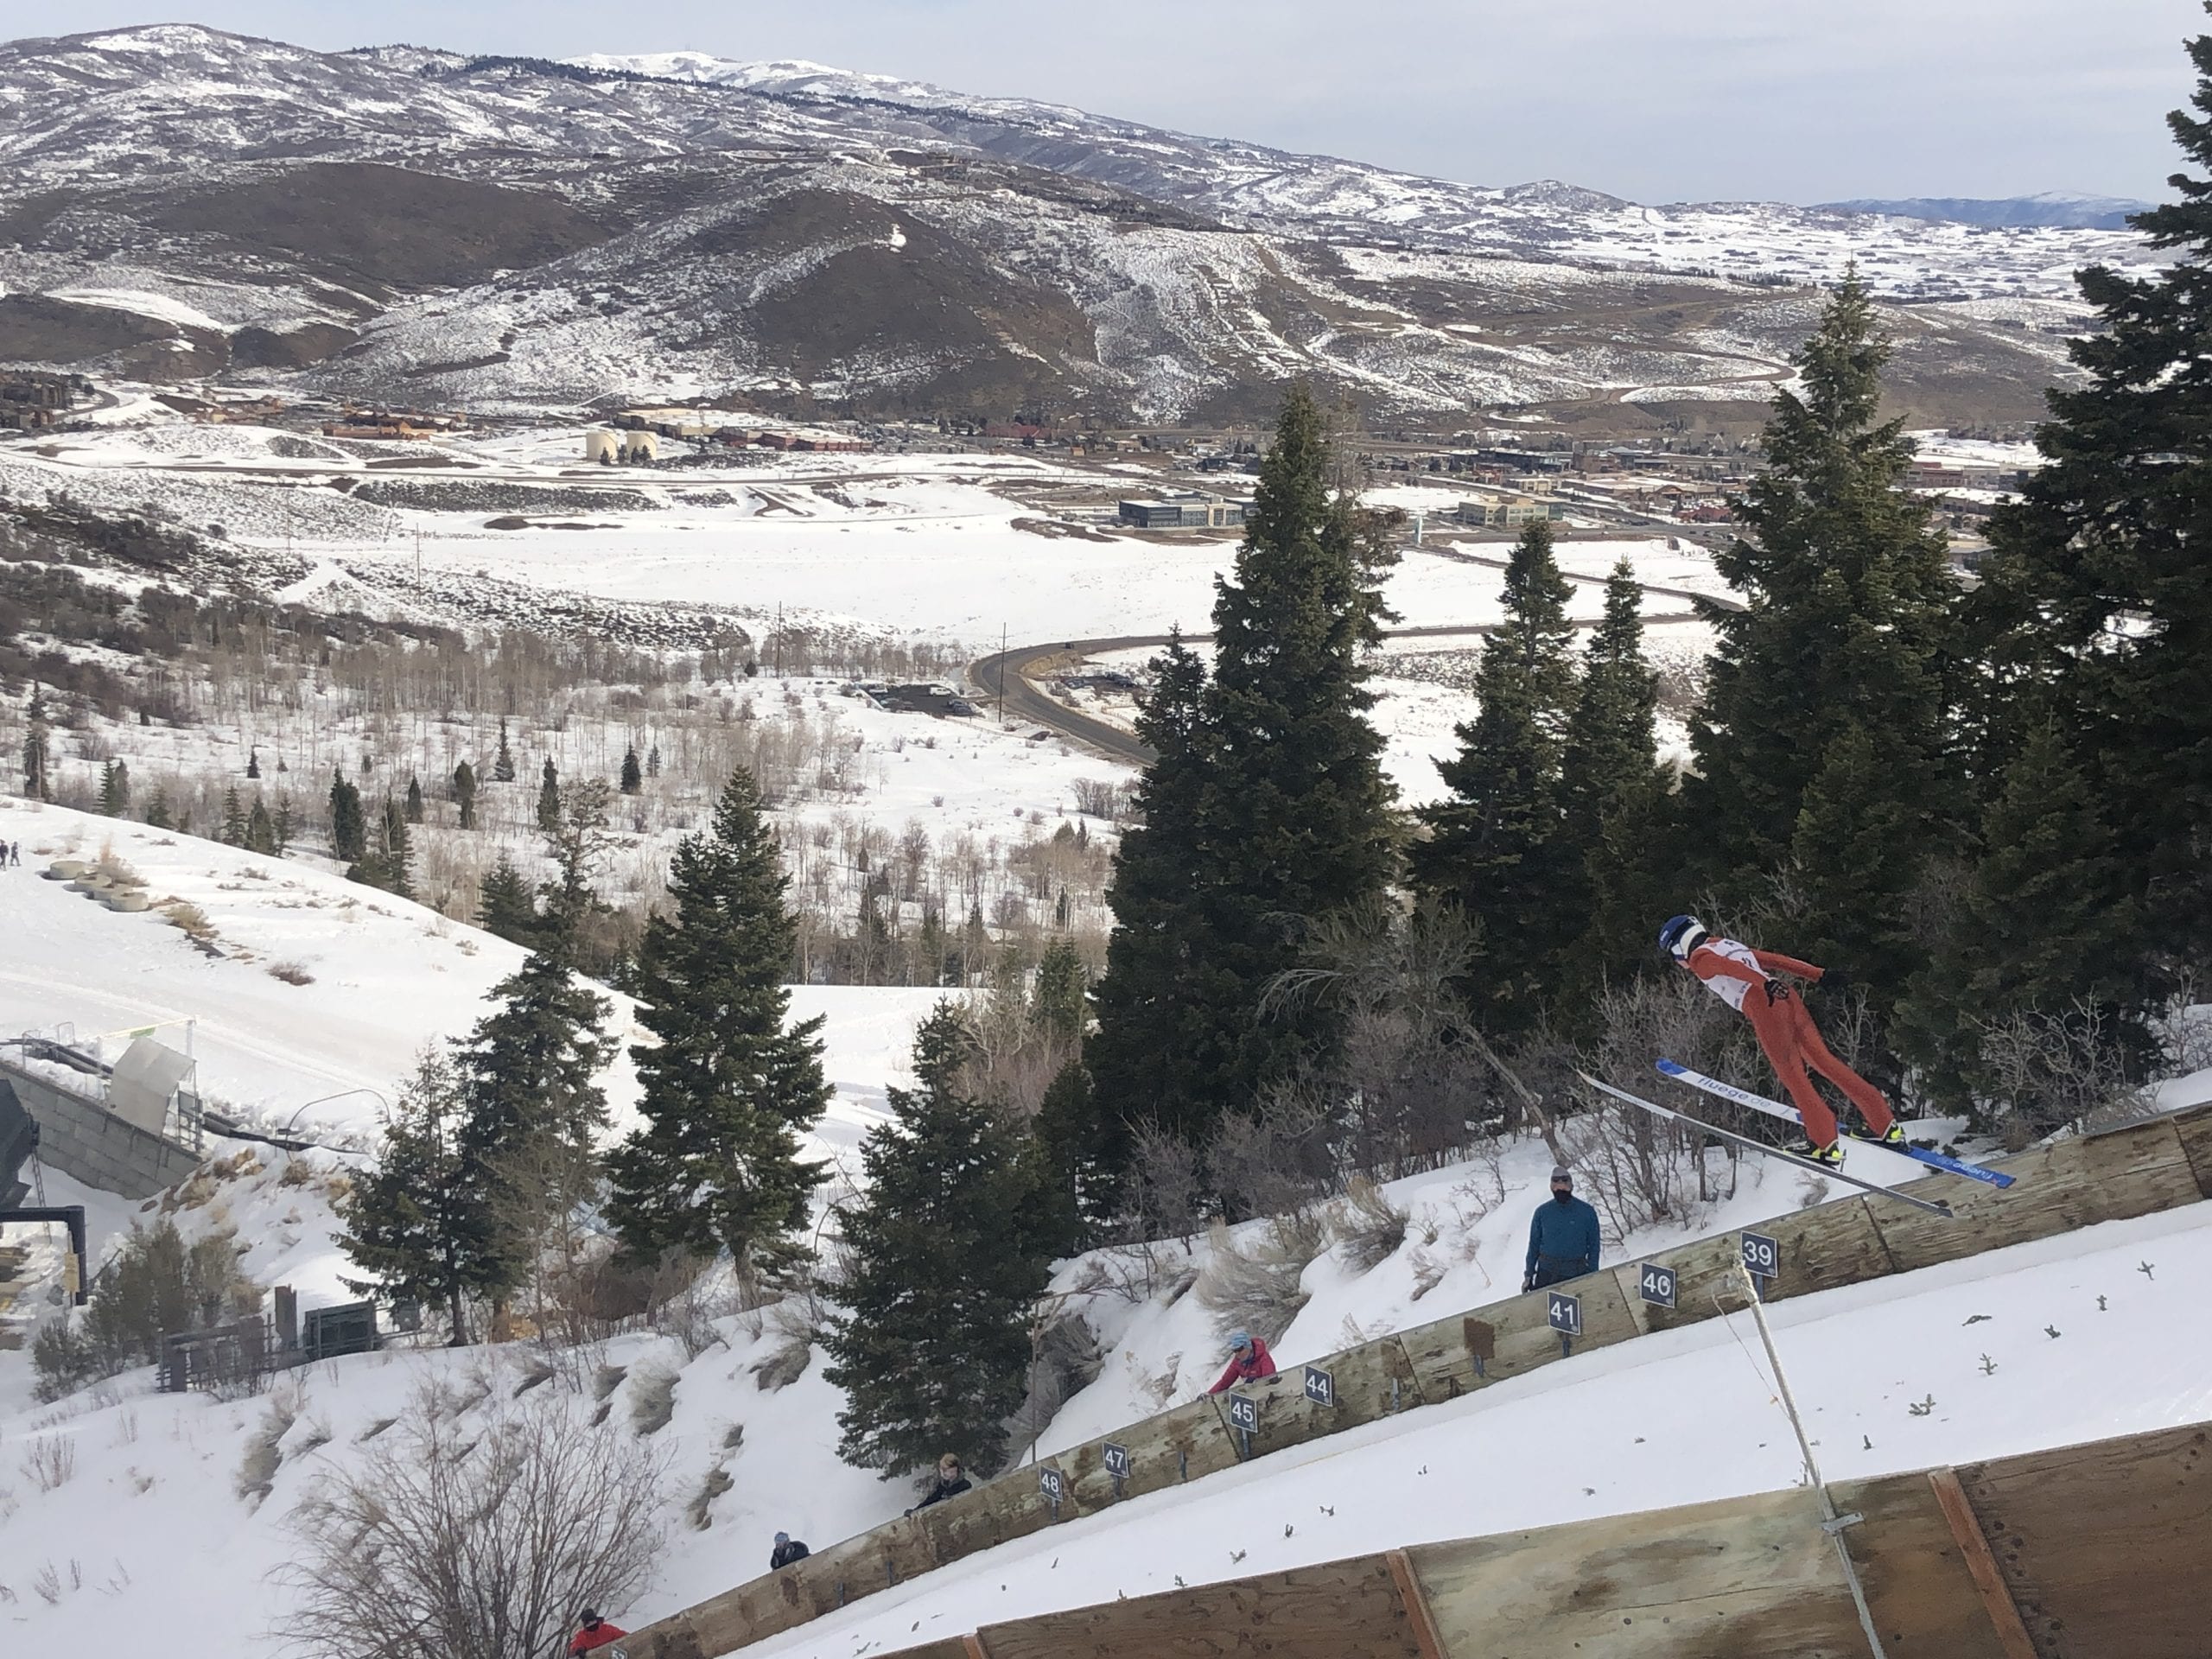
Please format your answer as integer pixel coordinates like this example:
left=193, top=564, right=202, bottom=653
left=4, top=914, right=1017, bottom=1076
left=246, top=748, right=261, bottom=779
left=606, top=770, right=830, bottom=1279
left=537, top=780, right=613, bottom=967
left=100, top=759, right=132, bottom=818
left=329, top=768, right=366, bottom=862
left=1904, top=720, right=2143, bottom=1107
left=646, top=742, right=661, bottom=779
left=1410, top=519, right=1578, bottom=1030
left=1967, top=16, right=2212, bottom=970
left=1090, top=388, right=1399, bottom=1149
left=620, top=745, right=643, bottom=795
left=493, top=720, right=518, bottom=784
left=478, top=856, right=539, bottom=946
left=1030, top=938, right=1087, bottom=1046
left=336, top=1046, right=499, bottom=1345
left=220, top=786, right=247, bottom=847
left=1557, top=559, right=1669, bottom=1001
left=245, top=796, right=278, bottom=856
left=452, top=760, right=478, bottom=830
left=404, top=774, right=425, bottom=824
left=1682, top=270, right=1957, bottom=1007
left=272, top=798, right=295, bottom=855
left=824, top=1007, right=1049, bottom=1478
left=455, top=946, right=616, bottom=1294
left=22, top=687, right=51, bottom=801
left=1031, top=1057, right=1111, bottom=1246
left=350, top=795, right=413, bottom=898
left=536, top=758, right=562, bottom=834
left=144, top=788, right=173, bottom=830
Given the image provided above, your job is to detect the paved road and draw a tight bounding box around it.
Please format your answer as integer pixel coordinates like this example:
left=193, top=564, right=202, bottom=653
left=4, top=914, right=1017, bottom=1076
left=971, top=608, right=1710, bottom=766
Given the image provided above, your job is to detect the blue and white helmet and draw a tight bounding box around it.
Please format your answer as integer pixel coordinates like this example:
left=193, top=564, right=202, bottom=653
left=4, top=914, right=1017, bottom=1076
left=1657, top=914, right=1707, bottom=961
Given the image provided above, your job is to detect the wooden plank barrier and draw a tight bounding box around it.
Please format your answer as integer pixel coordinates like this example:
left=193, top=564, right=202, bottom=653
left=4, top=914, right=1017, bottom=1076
left=870, top=1424, right=2212, bottom=1659
left=970, top=1553, right=1423, bottom=1659
left=623, top=1103, right=2212, bottom=1659
left=1953, top=1420, right=2212, bottom=1658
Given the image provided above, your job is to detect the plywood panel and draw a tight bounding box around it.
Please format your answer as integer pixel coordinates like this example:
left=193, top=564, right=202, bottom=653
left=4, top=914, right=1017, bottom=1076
left=1398, top=1273, right=1641, bottom=1402
left=2171, top=1101, right=2212, bottom=1199
left=1960, top=1422, right=2212, bottom=1659
left=1057, top=1393, right=1242, bottom=1514
left=975, top=1554, right=1421, bottom=1659
left=1758, top=1196, right=1897, bottom=1304
left=1867, top=1117, right=2201, bottom=1274
left=1408, top=1488, right=1866, bottom=1659
left=1221, top=1336, right=1425, bottom=1461
left=1827, top=1467, right=2013, bottom=1659
left=913, top=1457, right=1072, bottom=1560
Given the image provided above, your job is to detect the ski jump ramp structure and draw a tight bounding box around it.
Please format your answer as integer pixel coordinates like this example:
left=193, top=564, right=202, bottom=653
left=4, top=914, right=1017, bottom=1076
left=623, top=1100, right=2212, bottom=1659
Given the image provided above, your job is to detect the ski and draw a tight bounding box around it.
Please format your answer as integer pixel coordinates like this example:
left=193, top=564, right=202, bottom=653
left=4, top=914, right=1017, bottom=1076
left=1655, top=1058, right=2015, bottom=1190
left=1574, top=1070, right=1955, bottom=1218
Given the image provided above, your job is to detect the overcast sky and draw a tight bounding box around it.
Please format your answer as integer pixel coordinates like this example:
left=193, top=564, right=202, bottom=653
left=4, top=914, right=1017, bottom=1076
left=22, top=2, right=2207, bottom=203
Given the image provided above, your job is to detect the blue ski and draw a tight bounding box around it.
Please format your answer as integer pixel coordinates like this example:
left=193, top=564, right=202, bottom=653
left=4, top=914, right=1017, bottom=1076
left=1656, top=1058, right=2015, bottom=1190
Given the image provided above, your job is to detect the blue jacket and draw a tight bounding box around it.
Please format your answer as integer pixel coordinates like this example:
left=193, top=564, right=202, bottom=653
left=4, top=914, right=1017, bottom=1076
left=1525, top=1195, right=1601, bottom=1278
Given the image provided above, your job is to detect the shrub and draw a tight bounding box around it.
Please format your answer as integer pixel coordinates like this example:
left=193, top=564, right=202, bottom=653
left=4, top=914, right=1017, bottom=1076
left=1332, top=1176, right=1408, bottom=1274
left=1193, top=1211, right=1327, bottom=1346
left=266, top=959, right=315, bottom=986
left=32, top=1219, right=250, bottom=1401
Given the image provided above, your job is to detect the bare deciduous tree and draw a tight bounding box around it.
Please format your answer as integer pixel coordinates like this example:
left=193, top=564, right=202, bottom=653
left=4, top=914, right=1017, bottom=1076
left=278, top=1377, right=665, bottom=1659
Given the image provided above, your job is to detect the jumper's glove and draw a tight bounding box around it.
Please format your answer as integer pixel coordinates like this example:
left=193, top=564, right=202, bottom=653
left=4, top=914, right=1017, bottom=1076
left=1820, top=968, right=1853, bottom=996
left=1762, top=979, right=1791, bottom=1005
left=1521, top=1271, right=1534, bottom=1294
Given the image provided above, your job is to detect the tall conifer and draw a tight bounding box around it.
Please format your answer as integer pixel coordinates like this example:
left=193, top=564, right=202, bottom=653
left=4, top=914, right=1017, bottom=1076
left=605, top=769, right=830, bottom=1279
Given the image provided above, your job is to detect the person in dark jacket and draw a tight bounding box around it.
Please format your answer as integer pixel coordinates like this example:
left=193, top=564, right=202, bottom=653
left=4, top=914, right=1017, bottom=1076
left=770, top=1530, right=810, bottom=1569
left=906, top=1452, right=972, bottom=1515
left=1205, top=1331, right=1277, bottom=1395
left=1523, top=1166, right=1601, bottom=1291
left=568, top=1610, right=626, bottom=1655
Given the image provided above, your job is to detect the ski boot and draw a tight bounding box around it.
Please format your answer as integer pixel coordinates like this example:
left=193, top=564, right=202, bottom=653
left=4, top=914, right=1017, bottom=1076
left=1795, top=1138, right=1847, bottom=1169
left=1848, top=1116, right=1909, bottom=1151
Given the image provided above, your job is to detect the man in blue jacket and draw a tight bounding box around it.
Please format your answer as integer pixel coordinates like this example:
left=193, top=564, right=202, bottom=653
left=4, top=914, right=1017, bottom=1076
left=1523, top=1165, right=1601, bottom=1291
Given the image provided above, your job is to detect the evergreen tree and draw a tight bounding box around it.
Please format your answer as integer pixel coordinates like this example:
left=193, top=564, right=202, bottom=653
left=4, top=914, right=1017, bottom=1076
left=620, top=744, right=643, bottom=795
left=646, top=741, right=661, bottom=779
left=246, top=748, right=261, bottom=779
left=350, top=795, right=414, bottom=899
left=606, top=769, right=830, bottom=1278
left=272, top=798, right=295, bottom=855
left=1030, top=1057, right=1111, bottom=1246
left=220, top=786, right=247, bottom=847
left=824, top=1007, right=1050, bottom=1478
left=493, top=720, right=518, bottom=784
left=329, top=768, right=366, bottom=862
left=1682, top=271, right=1956, bottom=1007
left=536, top=757, right=562, bottom=834
left=404, top=774, right=425, bottom=824
left=1967, top=16, right=2212, bottom=970
left=144, top=788, right=173, bottom=830
left=1410, top=519, right=1577, bottom=1030
left=100, top=759, right=132, bottom=818
left=22, top=687, right=50, bottom=801
left=454, top=944, right=616, bottom=1293
left=452, top=760, right=478, bottom=830
left=1557, top=559, right=1669, bottom=1001
left=1090, top=388, right=1399, bottom=1150
left=1903, top=720, right=2143, bottom=1107
left=537, top=779, right=613, bottom=966
left=1030, top=938, right=1088, bottom=1046
left=477, top=855, right=539, bottom=946
left=335, top=1046, right=499, bottom=1345
left=245, top=796, right=278, bottom=856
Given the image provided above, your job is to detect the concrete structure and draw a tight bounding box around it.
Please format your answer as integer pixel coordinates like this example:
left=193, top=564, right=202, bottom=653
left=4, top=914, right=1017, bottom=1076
left=1118, top=492, right=1246, bottom=530
left=0, top=1055, right=203, bottom=1200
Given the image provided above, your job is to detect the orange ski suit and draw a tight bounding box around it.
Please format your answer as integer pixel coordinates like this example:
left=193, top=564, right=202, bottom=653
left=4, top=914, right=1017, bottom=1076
left=1684, top=938, right=1896, bottom=1148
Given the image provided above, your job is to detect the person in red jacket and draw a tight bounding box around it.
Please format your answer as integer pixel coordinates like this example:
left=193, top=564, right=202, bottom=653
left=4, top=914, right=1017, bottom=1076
left=1206, top=1331, right=1276, bottom=1394
left=569, top=1609, right=626, bottom=1655
left=1658, top=915, right=1904, bottom=1166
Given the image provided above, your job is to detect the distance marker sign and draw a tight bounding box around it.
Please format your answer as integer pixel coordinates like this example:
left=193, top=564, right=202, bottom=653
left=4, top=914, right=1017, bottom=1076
left=1303, top=1365, right=1336, bottom=1408
left=1741, top=1230, right=1781, bottom=1281
left=1227, top=1392, right=1259, bottom=1433
left=1101, top=1442, right=1130, bottom=1479
left=1546, top=1289, right=1582, bottom=1338
left=1638, top=1262, right=1677, bottom=1309
left=1038, top=1465, right=1065, bottom=1506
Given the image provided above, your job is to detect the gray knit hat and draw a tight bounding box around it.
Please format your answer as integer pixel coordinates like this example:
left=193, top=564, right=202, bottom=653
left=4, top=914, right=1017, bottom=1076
left=1551, top=1165, right=1573, bottom=1183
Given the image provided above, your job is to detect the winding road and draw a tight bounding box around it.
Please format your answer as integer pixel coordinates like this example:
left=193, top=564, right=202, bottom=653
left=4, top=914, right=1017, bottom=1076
left=970, top=544, right=1738, bottom=765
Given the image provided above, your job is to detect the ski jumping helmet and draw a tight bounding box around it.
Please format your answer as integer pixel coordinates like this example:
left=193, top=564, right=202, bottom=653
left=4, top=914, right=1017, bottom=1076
left=1657, top=914, right=1707, bottom=962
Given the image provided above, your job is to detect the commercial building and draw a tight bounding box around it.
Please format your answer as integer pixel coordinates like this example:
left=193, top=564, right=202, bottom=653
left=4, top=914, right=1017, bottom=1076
left=1118, top=491, right=1247, bottom=530
left=1453, top=493, right=1566, bottom=528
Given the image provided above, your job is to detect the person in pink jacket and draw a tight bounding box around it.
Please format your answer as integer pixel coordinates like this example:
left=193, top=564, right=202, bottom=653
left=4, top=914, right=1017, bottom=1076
left=1207, top=1331, right=1276, bottom=1394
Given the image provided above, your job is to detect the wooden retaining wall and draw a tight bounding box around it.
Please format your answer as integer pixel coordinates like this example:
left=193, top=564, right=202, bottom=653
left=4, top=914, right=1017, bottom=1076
left=871, top=1422, right=2212, bottom=1659
left=623, top=1103, right=2212, bottom=1659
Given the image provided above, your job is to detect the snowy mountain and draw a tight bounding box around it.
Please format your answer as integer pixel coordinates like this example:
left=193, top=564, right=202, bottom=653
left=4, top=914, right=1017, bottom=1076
left=0, top=25, right=2148, bottom=423
left=1820, top=192, right=2155, bottom=231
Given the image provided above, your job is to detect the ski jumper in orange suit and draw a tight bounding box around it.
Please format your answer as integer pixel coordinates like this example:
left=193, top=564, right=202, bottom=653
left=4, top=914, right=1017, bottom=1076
left=1683, top=937, right=1897, bottom=1149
